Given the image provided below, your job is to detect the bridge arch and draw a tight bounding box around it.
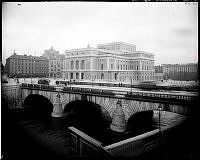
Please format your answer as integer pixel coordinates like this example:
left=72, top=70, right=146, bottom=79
left=126, top=110, right=155, bottom=132
left=23, top=94, right=53, bottom=120
left=64, top=100, right=112, bottom=132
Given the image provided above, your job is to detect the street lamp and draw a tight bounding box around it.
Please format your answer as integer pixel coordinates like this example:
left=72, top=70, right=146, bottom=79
left=130, top=76, right=133, bottom=93
left=158, top=104, right=162, bottom=133
left=31, top=60, right=36, bottom=84
left=31, top=73, right=32, bottom=84
left=16, top=71, right=19, bottom=84
left=92, top=76, right=96, bottom=87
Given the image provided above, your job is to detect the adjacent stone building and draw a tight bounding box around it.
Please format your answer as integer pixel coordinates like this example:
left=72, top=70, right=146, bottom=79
left=162, top=63, right=198, bottom=81
left=5, top=52, right=49, bottom=78
left=43, top=47, right=65, bottom=78
left=62, top=42, right=155, bottom=83
left=154, top=65, right=164, bottom=81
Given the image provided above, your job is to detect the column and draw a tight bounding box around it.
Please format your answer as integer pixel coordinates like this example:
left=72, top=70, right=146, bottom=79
left=139, top=60, right=142, bottom=70
left=79, top=72, right=81, bottom=80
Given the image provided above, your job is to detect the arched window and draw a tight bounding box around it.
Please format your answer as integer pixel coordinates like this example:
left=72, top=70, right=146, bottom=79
left=76, top=60, right=79, bottom=70
left=81, top=60, right=85, bottom=70
left=71, top=61, right=74, bottom=70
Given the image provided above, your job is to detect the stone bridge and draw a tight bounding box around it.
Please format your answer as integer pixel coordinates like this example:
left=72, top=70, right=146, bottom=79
left=18, top=83, right=198, bottom=121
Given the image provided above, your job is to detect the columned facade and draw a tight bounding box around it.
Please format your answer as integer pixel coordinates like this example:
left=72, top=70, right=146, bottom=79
left=62, top=42, right=155, bottom=83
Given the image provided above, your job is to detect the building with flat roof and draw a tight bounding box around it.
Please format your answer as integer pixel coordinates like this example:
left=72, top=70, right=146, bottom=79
left=62, top=42, right=155, bottom=83
left=161, top=63, right=198, bottom=81
left=5, top=52, right=49, bottom=78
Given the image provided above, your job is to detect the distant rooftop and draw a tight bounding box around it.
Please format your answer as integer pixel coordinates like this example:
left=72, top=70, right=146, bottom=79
left=162, top=63, right=197, bottom=66
left=97, top=41, right=136, bottom=47
left=7, top=52, right=48, bottom=60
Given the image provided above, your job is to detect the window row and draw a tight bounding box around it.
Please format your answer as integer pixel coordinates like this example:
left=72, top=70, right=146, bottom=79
left=69, top=60, right=85, bottom=70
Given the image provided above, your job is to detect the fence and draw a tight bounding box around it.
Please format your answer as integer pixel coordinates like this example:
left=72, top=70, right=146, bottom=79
left=68, top=126, right=113, bottom=158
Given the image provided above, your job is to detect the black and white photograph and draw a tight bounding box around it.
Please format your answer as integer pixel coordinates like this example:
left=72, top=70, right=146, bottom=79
left=1, top=2, right=199, bottom=159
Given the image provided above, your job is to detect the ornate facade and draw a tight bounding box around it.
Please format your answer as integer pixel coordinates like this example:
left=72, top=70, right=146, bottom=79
left=62, top=42, right=155, bottom=83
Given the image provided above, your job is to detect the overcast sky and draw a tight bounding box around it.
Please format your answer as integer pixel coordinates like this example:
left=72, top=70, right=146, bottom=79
left=2, top=2, right=198, bottom=65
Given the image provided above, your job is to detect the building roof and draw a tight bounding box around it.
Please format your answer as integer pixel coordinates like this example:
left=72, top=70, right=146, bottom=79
left=161, top=63, right=197, bottom=66
left=97, top=41, right=136, bottom=47
left=7, top=53, right=48, bottom=60
left=65, top=42, right=154, bottom=57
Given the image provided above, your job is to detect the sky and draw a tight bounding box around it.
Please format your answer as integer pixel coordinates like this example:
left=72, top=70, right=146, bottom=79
left=2, top=2, right=198, bottom=65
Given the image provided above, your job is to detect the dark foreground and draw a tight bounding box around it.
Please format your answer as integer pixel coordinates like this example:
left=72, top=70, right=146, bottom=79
left=2, top=106, right=200, bottom=160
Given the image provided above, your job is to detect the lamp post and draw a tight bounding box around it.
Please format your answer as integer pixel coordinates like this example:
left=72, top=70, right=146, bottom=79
left=31, top=60, right=35, bottom=84
left=16, top=71, right=19, bottom=84
left=158, top=104, right=162, bottom=133
left=31, top=73, right=32, bottom=84
left=92, top=76, right=95, bottom=87
left=70, top=78, right=71, bottom=89
left=129, top=75, right=133, bottom=93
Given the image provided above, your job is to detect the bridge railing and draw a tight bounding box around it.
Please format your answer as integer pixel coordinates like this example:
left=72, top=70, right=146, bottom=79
left=126, top=91, right=198, bottom=102
left=63, top=86, right=116, bottom=96
left=68, top=126, right=113, bottom=157
left=21, top=83, right=56, bottom=91
left=70, top=87, right=198, bottom=102
left=68, top=126, right=164, bottom=157
left=69, top=81, right=198, bottom=92
left=103, top=129, right=161, bottom=156
left=20, top=83, right=198, bottom=103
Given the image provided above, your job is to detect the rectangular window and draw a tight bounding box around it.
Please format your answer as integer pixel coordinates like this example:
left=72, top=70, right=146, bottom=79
left=70, top=73, right=73, bottom=79
left=111, top=64, right=113, bottom=70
